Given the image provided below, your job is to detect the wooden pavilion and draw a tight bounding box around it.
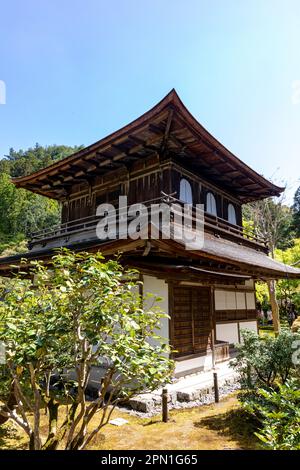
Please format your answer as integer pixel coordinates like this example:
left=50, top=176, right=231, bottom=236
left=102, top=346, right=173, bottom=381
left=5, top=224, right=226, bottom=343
left=1, top=89, right=299, bottom=374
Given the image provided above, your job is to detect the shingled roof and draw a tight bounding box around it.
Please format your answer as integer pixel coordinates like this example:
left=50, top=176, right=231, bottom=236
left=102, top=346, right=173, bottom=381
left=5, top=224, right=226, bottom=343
left=1, top=227, right=299, bottom=280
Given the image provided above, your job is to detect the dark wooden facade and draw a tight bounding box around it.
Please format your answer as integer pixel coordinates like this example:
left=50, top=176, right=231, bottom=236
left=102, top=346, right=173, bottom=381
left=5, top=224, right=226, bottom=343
left=59, top=155, right=242, bottom=228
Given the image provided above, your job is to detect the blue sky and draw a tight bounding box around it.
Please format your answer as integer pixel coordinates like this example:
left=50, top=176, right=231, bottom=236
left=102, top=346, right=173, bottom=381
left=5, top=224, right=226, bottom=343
left=0, top=0, right=300, bottom=204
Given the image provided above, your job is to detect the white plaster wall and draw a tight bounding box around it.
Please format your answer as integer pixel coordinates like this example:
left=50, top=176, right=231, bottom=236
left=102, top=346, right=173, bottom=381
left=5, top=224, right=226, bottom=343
left=239, top=320, right=258, bottom=335
left=216, top=322, right=239, bottom=345
left=215, top=290, right=227, bottom=310
left=215, top=290, right=238, bottom=310
left=245, top=279, right=254, bottom=289
left=174, top=352, right=213, bottom=376
left=246, top=292, right=256, bottom=310
left=215, top=289, right=256, bottom=311
left=226, top=291, right=236, bottom=310
left=236, top=292, right=246, bottom=309
left=143, top=275, right=169, bottom=347
left=202, top=352, right=214, bottom=371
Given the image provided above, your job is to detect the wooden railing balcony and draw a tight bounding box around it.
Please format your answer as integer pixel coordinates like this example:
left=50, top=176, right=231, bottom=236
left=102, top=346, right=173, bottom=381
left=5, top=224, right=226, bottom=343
left=28, top=196, right=269, bottom=252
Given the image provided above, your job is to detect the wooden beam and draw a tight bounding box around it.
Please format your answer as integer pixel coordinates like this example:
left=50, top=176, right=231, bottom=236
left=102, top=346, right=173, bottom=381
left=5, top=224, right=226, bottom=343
left=148, top=123, right=164, bottom=136
left=160, top=108, right=174, bottom=156
left=128, top=135, right=145, bottom=145
left=222, top=170, right=241, bottom=177
left=128, top=135, right=160, bottom=155
left=86, top=163, right=98, bottom=173
left=99, top=160, right=124, bottom=169
left=242, top=183, right=261, bottom=190
left=111, top=143, right=130, bottom=152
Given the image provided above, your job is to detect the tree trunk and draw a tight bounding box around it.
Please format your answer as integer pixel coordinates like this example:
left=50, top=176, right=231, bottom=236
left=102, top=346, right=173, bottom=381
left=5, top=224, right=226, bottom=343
left=42, top=399, right=59, bottom=450
left=267, top=279, right=281, bottom=335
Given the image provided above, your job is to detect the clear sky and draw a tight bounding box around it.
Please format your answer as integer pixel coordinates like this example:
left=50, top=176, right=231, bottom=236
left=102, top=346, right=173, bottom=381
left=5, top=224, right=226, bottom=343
left=0, top=0, right=300, bottom=204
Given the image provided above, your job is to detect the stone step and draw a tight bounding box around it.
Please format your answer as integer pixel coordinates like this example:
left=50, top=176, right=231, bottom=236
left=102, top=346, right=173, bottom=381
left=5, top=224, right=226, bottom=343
left=127, top=370, right=238, bottom=413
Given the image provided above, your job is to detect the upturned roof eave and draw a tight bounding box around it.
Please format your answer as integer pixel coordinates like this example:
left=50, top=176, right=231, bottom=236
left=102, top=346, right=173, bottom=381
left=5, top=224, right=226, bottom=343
left=12, top=89, right=284, bottom=199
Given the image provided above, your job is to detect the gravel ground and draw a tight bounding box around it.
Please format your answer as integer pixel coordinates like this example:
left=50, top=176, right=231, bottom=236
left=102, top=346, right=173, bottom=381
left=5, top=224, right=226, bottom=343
left=117, top=380, right=240, bottom=418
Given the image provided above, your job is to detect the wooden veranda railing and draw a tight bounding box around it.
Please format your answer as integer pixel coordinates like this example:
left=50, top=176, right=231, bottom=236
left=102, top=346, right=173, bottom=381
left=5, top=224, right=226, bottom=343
left=28, top=195, right=268, bottom=250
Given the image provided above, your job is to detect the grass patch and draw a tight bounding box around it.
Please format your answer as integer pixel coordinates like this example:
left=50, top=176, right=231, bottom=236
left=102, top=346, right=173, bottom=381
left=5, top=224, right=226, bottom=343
left=197, top=407, right=260, bottom=450
left=0, top=394, right=260, bottom=450
left=91, top=395, right=260, bottom=450
left=259, top=328, right=275, bottom=337
left=0, top=422, right=28, bottom=450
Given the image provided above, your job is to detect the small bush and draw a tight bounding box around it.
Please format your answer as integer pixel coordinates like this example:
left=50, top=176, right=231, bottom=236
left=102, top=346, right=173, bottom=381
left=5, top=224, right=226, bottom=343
left=231, top=329, right=300, bottom=389
left=231, top=329, right=300, bottom=450
left=253, top=381, right=300, bottom=450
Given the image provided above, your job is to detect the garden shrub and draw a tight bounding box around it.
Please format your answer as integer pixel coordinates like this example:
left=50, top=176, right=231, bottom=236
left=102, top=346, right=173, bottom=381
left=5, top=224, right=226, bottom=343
left=231, top=329, right=300, bottom=450
left=253, top=381, right=300, bottom=450
left=231, top=329, right=300, bottom=389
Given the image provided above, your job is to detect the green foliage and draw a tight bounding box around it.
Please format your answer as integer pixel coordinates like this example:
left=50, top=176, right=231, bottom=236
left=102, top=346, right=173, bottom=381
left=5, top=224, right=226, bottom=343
left=253, top=241, right=300, bottom=318
left=0, top=144, right=82, bottom=177
left=0, top=173, right=60, bottom=244
left=0, top=249, right=174, bottom=450
left=275, top=239, right=300, bottom=313
left=253, top=382, right=300, bottom=450
left=292, top=185, right=300, bottom=237
left=231, top=329, right=300, bottom=389
left=0, top=144, right=81, bottom=254
left=243, top=197, right=295, bottom=255
left=255, top=281, right=269, bottom=311
left=231, top=330, right=300, bottom=450
left=243, top=191, right=300, bottom=315
left=0, top=234, right=28, bottom=257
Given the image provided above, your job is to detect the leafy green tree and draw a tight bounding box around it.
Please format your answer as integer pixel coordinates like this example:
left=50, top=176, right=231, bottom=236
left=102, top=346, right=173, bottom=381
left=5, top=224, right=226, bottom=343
left=292, top=185, right=300, bottom=237
left=0, top=173, right=60, bottom=250
left=0, top=144, right=81, bottom=253
left=243, top=197, right=295, bottom=256
left=0, top=143, right=82, bottom=177
left=0, top=250, right=173, bottom=450
left=243, top=197, right=299, bottom=321
left=248, top=242, right=300, bottom=319
left=275, top=239, right=300, bottom=314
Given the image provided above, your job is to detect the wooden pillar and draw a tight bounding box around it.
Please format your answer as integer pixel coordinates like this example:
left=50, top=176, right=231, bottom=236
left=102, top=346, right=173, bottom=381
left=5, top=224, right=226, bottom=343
left=213, top=372, right=219, bottom=403
left=210, top=287, right=216, bottom=370
left=211, top=328, right=216, bottom=370
left=267, top=279, right=280, bottom=335
left=162, top=389, right=169, bottom=423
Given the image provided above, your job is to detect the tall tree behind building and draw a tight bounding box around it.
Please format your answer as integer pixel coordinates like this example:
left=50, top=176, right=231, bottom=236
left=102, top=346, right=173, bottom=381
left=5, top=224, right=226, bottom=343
left=0, top=144, right=82, bottom=253
left=243, top=196, right=295, bottom=258
left=292, top=185, right=300, bottom=237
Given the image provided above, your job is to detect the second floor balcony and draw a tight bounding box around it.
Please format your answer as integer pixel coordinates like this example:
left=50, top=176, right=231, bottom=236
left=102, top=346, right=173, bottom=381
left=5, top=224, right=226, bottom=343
left=28, top=196, right=269, bottom=254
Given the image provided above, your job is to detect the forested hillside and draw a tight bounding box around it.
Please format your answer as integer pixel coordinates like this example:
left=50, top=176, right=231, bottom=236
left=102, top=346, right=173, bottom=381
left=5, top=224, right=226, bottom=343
left=0, top=144, right=82, bottom=254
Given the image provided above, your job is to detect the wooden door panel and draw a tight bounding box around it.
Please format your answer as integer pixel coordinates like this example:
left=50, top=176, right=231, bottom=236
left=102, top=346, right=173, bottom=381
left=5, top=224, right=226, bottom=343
left=172, top=286, right=211, bottom=358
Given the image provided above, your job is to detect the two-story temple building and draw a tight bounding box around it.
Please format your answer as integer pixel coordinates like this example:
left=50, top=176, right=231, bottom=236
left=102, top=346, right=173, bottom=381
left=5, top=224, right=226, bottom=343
left=1, top=90, right=300, bottom=375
